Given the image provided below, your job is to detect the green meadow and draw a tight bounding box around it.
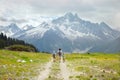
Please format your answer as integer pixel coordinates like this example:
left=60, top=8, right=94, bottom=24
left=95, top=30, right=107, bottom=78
left=0, top=50, right=51, bottom=80
left=0, top=50, right=120, bottom=80
left=66, top=53, right=120, bottom=80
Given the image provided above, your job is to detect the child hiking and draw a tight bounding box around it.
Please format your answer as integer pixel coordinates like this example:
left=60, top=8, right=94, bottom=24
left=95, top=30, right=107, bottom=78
left=52, top=51, right=56, bottom=62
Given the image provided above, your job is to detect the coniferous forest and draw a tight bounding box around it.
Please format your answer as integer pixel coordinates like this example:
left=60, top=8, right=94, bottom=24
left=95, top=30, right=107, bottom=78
left=0, top=33, right=38, bottom=52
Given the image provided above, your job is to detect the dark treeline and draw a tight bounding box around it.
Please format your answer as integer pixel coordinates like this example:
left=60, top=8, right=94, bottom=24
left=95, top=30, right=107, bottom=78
left=0, top=33, right=38, bottom=52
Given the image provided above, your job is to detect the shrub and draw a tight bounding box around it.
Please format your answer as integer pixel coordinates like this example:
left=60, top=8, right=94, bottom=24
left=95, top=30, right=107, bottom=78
left=6, top=45, right=36, bottom=52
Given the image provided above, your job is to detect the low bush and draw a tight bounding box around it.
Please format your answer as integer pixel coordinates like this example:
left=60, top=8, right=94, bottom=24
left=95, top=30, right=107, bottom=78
left=6, top=45, right=36, bottom=52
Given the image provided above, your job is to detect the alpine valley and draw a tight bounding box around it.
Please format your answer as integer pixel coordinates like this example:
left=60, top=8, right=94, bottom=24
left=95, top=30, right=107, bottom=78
left=0, top=13, right=120, bottom=53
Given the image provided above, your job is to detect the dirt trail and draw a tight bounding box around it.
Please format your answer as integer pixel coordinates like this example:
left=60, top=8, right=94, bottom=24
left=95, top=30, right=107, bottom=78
left=37, top=58, right=70, bottom=80
left=37, top=61, right=52, bottom=80
left=60, top=61, right=70, bottom=80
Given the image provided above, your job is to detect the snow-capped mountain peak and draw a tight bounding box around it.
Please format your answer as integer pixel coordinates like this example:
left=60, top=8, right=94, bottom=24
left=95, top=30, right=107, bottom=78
left=64, top=12, right=75, bottom=18
left=52, top=12, right=81, bottom=24
left=8, top=23, right=19, bottom=29
left=64, top=12, right=79, bottom=19
left=0, top=12, right=120, bottom=53
left=0, top=23, right=21, bottom=36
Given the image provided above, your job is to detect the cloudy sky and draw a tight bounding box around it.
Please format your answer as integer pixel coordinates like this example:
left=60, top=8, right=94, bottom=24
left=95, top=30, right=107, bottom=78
left=0, top=0, right=120, bottom=30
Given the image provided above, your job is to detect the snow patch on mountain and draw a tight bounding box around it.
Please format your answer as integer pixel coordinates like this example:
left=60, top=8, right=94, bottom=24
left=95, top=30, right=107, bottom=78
left=58, top=25, right=101, bottom=41
left=22, top=25, right=34, bottom=30
left=0, top=23, right=21, bottom=36
left=0, top=12, right=120, bottom=53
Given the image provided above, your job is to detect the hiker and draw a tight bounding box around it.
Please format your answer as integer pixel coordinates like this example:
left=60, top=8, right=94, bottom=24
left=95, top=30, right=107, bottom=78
left=52, top=51, right=56, bottom=62
left=57, top=48, right=65, bottom=62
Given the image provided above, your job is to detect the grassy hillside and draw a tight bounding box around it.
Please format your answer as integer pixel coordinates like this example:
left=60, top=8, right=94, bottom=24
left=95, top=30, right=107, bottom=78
left=0, top=50, right=51, bottom=80
left=66, top=53, right=120, bottom=80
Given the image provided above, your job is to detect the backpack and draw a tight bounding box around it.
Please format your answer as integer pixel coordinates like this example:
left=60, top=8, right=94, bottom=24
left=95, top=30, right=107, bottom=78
left=58, top=51, right=62, bottom=56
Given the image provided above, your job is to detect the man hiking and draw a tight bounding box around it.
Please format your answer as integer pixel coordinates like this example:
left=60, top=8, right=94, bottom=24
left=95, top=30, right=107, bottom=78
left=57, top=48, right=65, bottom=62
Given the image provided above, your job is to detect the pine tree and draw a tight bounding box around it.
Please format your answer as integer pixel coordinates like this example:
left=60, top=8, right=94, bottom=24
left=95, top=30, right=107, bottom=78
left=0, top=33, right=38, bottom=52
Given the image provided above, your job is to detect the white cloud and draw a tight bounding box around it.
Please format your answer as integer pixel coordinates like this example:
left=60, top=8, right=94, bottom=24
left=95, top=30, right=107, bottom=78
left=0, top=0, right=120, bottom=30
left=111, top=12, right=120, bottom=30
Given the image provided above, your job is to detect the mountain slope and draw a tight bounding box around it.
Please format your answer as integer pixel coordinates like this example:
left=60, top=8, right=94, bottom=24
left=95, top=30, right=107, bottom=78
left=0, top=23, right=21, bottom=36
left=11, top=13, right=120, bottom=53
left=89, top=36, right=120, bottom=53
left=0, top=12, right=120, bottom=53
left=104, top=37, right=120, bottom=53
